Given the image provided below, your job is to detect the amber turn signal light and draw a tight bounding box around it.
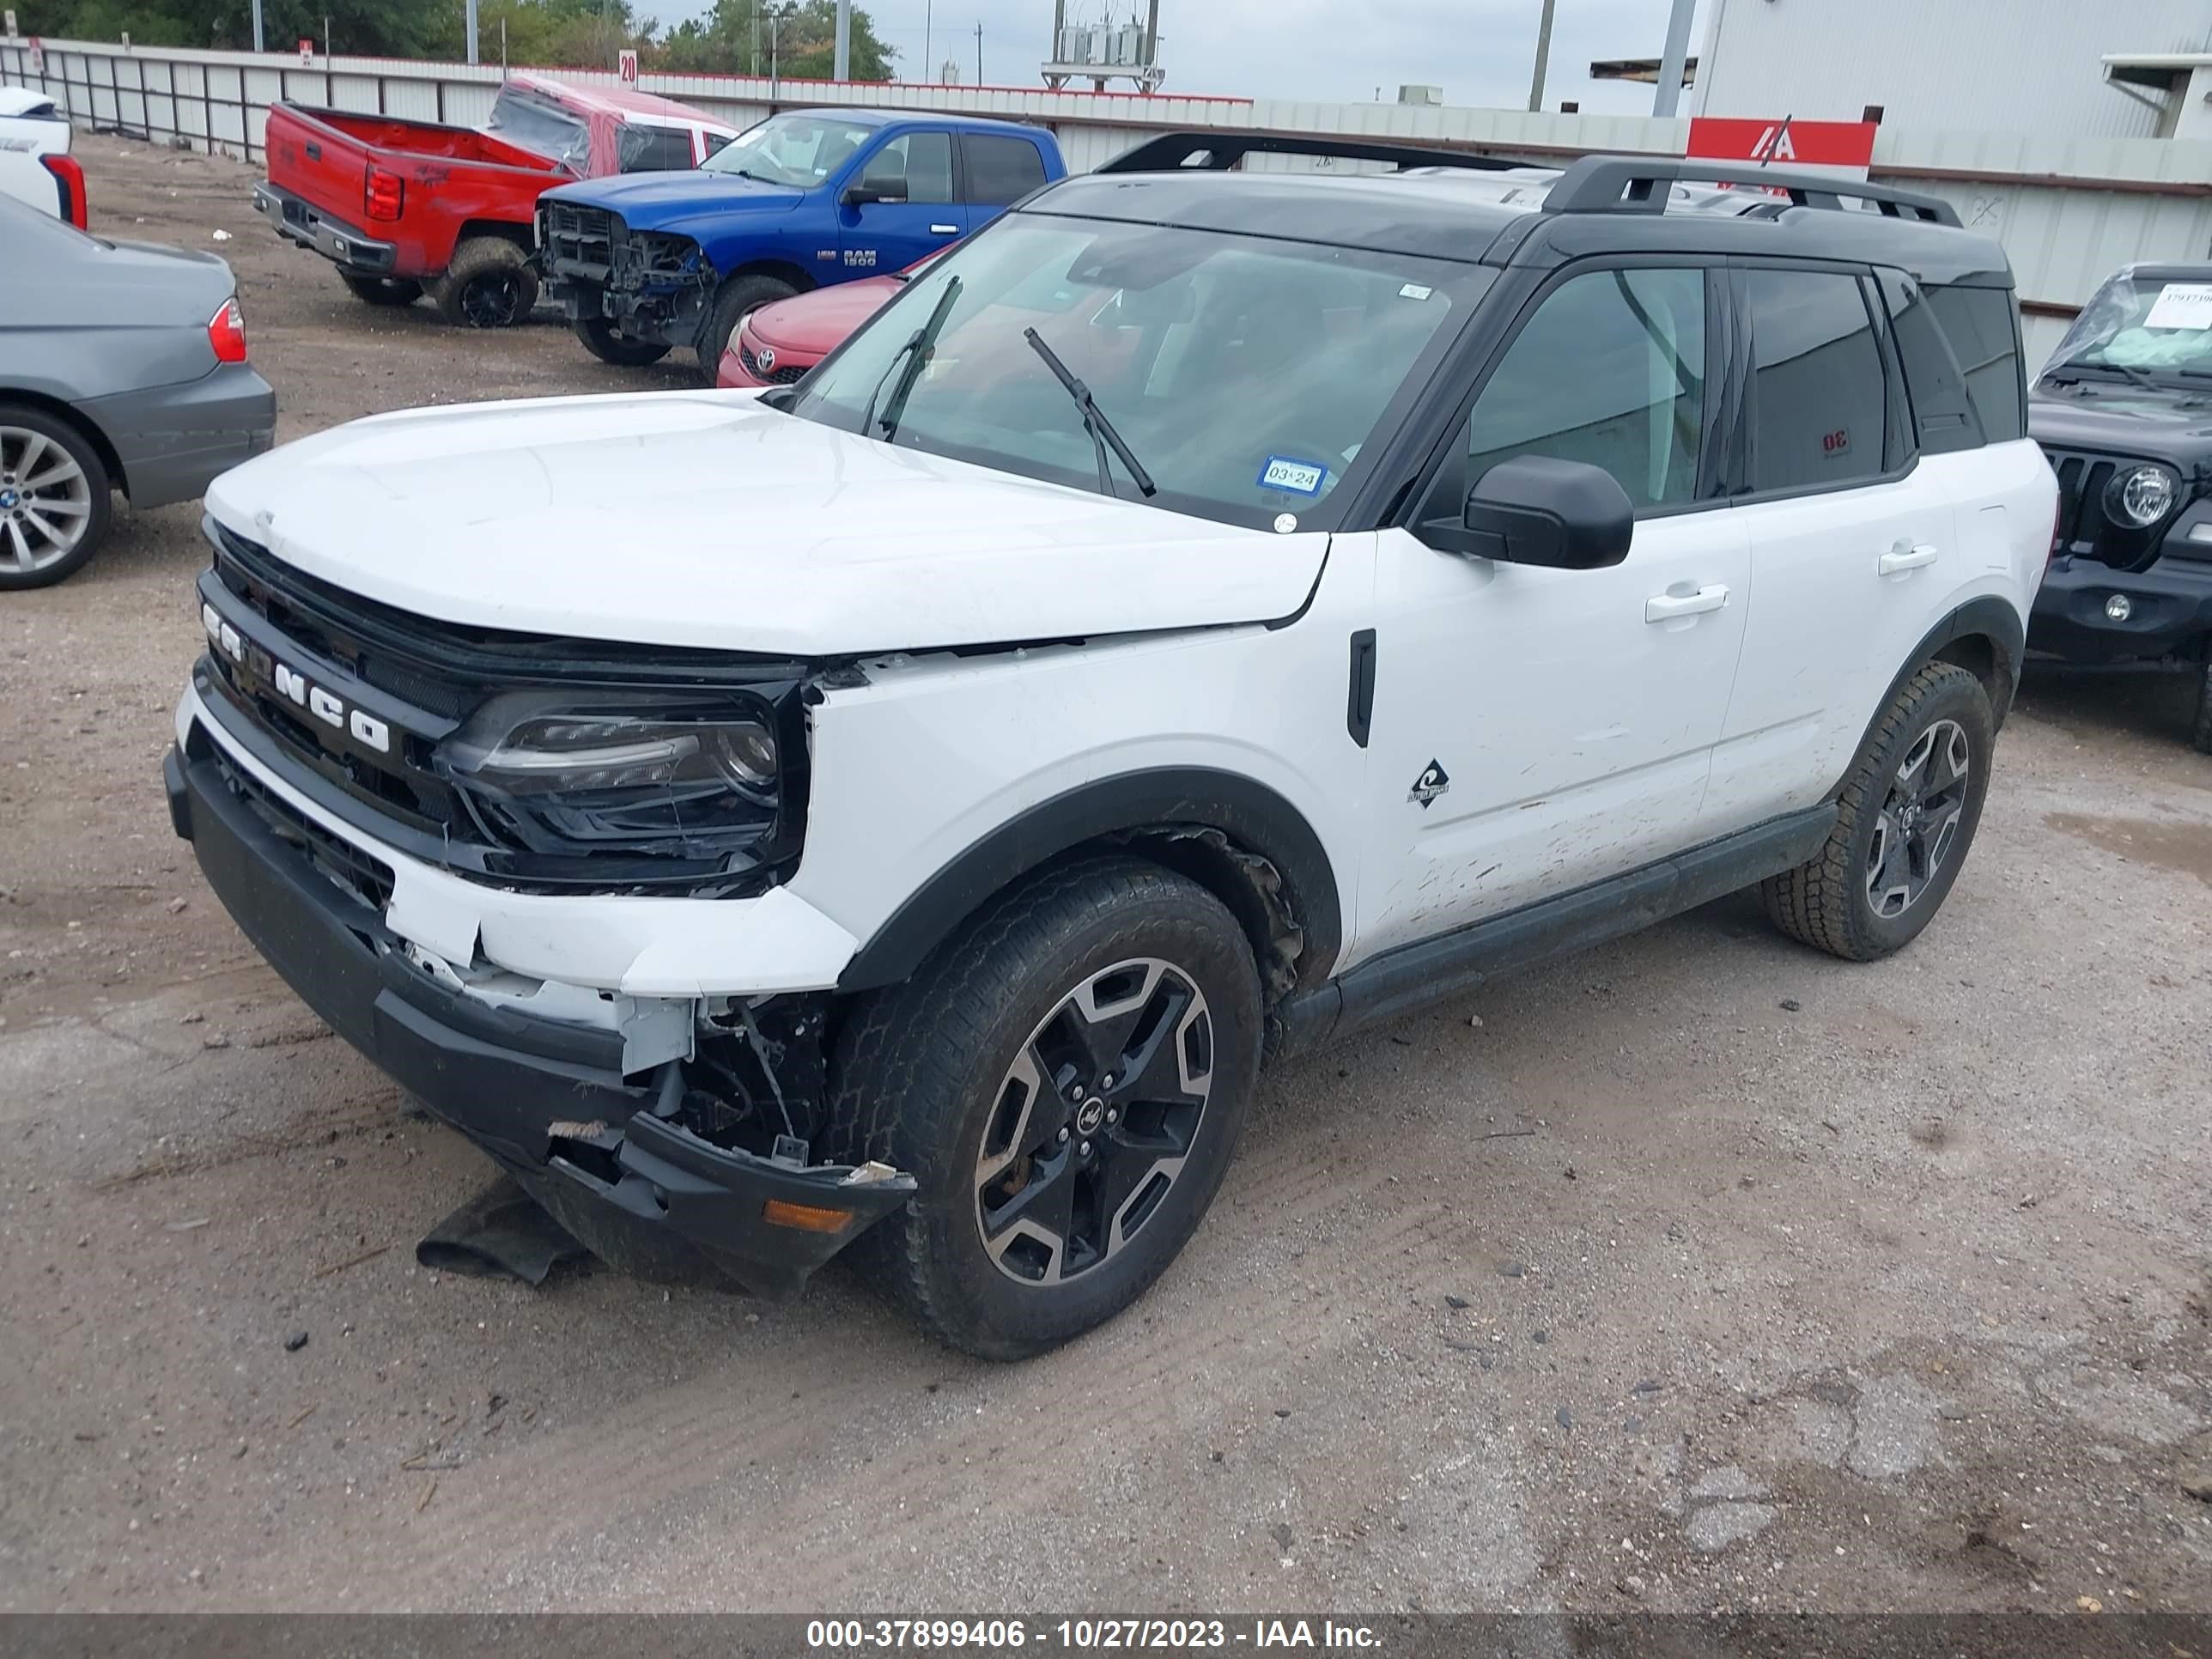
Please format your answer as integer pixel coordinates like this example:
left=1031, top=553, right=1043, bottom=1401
left=762, top=1198, right=853, bottom=1234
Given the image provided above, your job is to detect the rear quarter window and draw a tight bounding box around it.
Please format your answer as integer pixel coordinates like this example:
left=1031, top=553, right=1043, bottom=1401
left=1926, top=284, right=2026, bottom=441
left=1879, top=270, right=1982, bottom=456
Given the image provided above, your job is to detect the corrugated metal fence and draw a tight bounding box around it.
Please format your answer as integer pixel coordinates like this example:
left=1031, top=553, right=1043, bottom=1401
left=7, top=37, right=2210, bottom=364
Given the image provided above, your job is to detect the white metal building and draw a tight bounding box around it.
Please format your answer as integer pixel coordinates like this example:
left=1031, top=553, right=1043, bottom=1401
left=1694, top=0, right=2212, bottom=138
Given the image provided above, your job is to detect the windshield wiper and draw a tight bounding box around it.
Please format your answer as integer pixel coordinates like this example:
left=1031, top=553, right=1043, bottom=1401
left=1023, top=327, right=1157, bottom=500
left=2052, top=357, right=2160, bottom=392
left=860, top=276, right=962, bottom=442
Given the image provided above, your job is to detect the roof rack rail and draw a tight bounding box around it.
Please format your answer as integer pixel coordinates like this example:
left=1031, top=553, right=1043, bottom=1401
left=1545, top=155, right=1960, bottom=227
left=1097, top=130, right=1524, bottom=176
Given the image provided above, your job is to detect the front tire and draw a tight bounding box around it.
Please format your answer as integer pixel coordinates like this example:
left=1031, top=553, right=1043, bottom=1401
left=430, top=237, right=538, bottom=328
left=572, top=315, right=672, bottom=367
left=0, top=404, right=112, bottom=590
left=697, top=274, right=796, bottom=377
left=338, top=271, right=422, bottom=308
left=831, top=859, right=1264, bottom=1360
left=1763, top=661, right=1994, bottom=962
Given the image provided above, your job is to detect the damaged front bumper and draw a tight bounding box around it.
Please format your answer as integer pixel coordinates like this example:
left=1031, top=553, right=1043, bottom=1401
left=163, top=728, right=914, bottom=1300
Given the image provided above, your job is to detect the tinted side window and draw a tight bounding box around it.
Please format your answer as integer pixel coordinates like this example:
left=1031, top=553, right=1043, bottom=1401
left=1746, top=269, right=1887, bottom=492
left=1927, top=284, right=2026, bottom=441
left=859, top=132, right=955, bottom=204
left=617, top=124, right=696, bottom=173
left=1879, top=270, right=1981, bottom=456
left=963, top=134, right=1048, bottom=206
left=1451, top=266, right=1708, bottom=514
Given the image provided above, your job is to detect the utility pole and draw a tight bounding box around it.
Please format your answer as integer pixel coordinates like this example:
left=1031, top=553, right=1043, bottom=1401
left=1652, top=0, right=1696, bottom=118
left=924, top=0, right=932, bottom=82
left=975, top=21, right=982, bottom=87
left=1526, top=0, right=1556, bottom=112
left=251, top=0, right=263, bottom=52
left=834, top=0, right=850, bottom=80
left=465, top=0, right=478, bottom=65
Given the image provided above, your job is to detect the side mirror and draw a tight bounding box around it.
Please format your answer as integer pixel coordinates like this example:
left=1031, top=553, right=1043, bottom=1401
left=1454, top=455, right=1633, bottom=569
left=842, top=180, right=907, bottom=207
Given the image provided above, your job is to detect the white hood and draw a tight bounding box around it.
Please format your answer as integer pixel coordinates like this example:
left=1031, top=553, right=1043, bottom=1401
left=204, top=392, right=1331, bottom=656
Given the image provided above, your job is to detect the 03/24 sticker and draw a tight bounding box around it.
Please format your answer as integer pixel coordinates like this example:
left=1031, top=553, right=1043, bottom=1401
left=1256, top=455, right=1328, bottom=496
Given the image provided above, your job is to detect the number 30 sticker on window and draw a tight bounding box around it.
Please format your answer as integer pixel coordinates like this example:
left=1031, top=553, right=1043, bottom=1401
left=1258, top=456, right=1328, bottom=496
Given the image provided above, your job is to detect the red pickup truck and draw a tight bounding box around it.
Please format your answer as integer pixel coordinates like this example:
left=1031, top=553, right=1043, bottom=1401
left=252, top=75, right=738, bottom=327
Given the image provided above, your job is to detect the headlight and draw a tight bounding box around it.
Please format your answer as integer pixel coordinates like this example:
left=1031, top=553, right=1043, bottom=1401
left=2106, top=465, right=2178, bottom=528
left=433, top=692, right=794, bottom=887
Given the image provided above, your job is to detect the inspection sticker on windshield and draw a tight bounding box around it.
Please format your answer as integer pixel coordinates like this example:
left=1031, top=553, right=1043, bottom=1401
left=1399, top=283, right=1434, bottom=301
left=2144, top=283, right=2212, bottom=331
left=1258, top=456, right=1328, bottom=496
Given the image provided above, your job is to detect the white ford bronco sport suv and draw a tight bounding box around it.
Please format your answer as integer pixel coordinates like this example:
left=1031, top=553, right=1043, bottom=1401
left=167, top=136, right=2054, bottom=1358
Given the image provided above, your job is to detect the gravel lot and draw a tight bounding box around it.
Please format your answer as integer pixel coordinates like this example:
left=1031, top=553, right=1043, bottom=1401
left=2, top=135, right=2209, bottom=1618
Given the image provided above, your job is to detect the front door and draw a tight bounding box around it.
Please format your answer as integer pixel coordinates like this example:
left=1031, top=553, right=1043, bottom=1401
left=1352, top=263, right=1750, bottom=965
left=839, top=131, right=966, bottom=279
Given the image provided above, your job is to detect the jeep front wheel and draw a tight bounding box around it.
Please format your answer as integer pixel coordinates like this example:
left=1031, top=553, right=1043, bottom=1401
left=1763, top=661, right=1994, bottom=962
left=831, top=859, right=1263, bottom=1359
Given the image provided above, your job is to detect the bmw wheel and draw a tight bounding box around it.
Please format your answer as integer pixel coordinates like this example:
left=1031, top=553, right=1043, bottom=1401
left=0, top=404, right=112, bottom=590
left=831, top=858, right=1263, bottom=1359
left=1763, top=661, right=1994, bottom=961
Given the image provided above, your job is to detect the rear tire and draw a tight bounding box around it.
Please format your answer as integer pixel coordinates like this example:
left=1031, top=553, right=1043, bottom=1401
left=573, top=315, right=672, bottom=368
left=0, top=403, right=112, bottom=591
left=2191, top=656, right=2212, bottom=756
left=1762, top=661, right=1994, bottom=962
left=830, top=858, right=1263, bottom=1360
left=338, top=271, right=422, bottom=308
left=430, top=237, right=538, bottom=328
left=697, top=274, right=795, bottom=377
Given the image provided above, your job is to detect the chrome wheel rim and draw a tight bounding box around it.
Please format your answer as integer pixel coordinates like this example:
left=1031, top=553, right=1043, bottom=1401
left=975, top=957, right=1214, bottom=1287
left=0, top=425, right=94, bottom=574
left=1866, top=717, right=1971, bottom=919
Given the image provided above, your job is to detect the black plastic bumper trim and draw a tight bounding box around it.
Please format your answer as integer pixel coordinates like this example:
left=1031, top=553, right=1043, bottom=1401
left=165, top=739, right=911, bottom=1298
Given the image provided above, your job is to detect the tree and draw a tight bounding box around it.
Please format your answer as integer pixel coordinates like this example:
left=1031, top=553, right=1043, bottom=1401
left=448, top=0, right=653, bottom=69
left=19, top=0, right=453, bottom=54
left=656, top=0, right=895, bottom=81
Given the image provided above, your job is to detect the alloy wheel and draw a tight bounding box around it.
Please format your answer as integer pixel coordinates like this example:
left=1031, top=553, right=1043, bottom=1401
left=975, top=957, right=1214, bottom=1287
left=0, top=425, right=94, bottom=574
left=1866, top=717, right=1971, bottom=918
left=460, top=271, right=526, bottom=328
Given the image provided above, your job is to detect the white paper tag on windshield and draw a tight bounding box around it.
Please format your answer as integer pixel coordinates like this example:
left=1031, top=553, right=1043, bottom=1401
left=2143, top=283, right=2212, bottom=331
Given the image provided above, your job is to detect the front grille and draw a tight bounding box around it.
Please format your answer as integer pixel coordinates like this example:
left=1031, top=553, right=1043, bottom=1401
left=195, top=724, right=396, bottom=912
left=541, top=200, right=617, bottom=273
left=739, top=341, right=807, bottom=386
left=2046, top=450, right=2118, bottom=552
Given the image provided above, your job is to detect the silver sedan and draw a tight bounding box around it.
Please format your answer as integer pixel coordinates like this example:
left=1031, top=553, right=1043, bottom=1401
left=1, top=191, right=276, bottom=587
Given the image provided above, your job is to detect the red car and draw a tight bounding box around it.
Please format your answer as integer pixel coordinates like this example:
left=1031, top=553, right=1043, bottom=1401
left=255, top=75, right=738, bottom=328
left=716, top=270, right=909, bottom=390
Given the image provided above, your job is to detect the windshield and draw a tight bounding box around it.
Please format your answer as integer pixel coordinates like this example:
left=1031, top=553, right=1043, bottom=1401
left=484, top=86, right=591, bottom=172
left=702, top=113, right=877, bottom=187
left=787, top=214, right=1479, bottom=531
left=2044, top=270, right=2212, bottom=383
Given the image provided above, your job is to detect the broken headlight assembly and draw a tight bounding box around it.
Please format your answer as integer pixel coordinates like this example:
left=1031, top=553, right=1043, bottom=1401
left=433, top=690, right=805, bottom=895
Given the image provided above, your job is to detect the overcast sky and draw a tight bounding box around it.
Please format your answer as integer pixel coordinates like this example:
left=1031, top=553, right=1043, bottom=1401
left=640, top=0, right=1712, bottom=112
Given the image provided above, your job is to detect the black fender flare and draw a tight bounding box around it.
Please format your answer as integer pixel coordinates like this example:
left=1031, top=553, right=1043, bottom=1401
left=1843, top=596, right=2027, bottom=791
left=836, top=769, right=1345, bottom=994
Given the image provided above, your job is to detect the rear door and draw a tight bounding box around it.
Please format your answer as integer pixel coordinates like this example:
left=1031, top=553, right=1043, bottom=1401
left=838, top=129, right=964, bottom=276
left=1703, top=263, right=1957, bottom=832
left=960, top=131, right=1053, bottom=232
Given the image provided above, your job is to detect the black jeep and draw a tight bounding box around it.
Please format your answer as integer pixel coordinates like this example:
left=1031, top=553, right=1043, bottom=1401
left=2029, top=263, right=2212, bottom=752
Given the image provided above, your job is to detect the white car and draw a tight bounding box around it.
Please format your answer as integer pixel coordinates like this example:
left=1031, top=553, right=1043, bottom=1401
left=166, top=141, right=2055, bottom=1358
left=0, top=88, right=83, bottom=226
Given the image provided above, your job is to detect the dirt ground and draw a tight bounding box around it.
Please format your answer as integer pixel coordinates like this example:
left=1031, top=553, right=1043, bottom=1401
left=1, top=135, right=2209, bottom=1619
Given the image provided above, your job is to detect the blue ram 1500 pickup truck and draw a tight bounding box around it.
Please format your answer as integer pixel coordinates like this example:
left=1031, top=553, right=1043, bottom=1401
left=538, top=107, right=1066, bottom=373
